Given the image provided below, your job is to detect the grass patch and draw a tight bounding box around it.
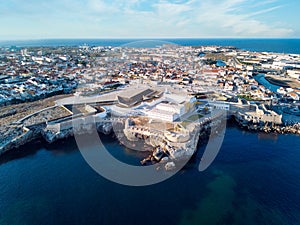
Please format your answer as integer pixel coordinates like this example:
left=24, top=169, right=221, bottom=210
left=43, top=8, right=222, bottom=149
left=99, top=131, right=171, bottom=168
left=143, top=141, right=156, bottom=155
left=237, top=94, right=255, bottom=101
left=186, top=114, right=203, bottom=121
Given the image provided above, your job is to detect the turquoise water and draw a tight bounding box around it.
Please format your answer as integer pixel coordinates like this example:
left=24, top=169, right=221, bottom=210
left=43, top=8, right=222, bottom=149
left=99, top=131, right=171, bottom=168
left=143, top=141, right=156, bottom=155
left=254, top=74, right=281, bottom=92
left=0, top=124, right=299, bottom=225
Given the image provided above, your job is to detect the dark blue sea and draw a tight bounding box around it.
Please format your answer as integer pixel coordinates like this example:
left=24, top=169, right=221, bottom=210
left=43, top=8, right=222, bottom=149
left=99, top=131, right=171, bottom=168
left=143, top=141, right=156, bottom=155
left=1, top=38, right=300, bottom=54
left=0, top=123, right=300, bottom=225
left=1, top=38, right=300, bottom=225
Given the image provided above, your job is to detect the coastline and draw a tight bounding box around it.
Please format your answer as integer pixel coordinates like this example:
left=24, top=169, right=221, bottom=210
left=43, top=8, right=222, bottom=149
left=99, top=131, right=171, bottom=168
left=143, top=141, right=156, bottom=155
left=1, top=42, right=300, bottom=166
left=265, top=76, right=289, bottom=88
left=1, top=115, right=299, bottom=225
left=1, top=114, right=299, bottom=159
left=265, top=75, right=300, bottom=89
left=1, top=38, right=300, bottom=54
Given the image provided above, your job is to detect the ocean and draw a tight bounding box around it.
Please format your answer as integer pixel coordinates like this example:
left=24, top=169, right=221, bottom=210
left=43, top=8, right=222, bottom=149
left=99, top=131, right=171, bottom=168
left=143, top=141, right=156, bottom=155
left=0, top=122, right=299, bottom=225
left=1, top=38, right=300, bottom=54
left=0, top=39, right=300, bottom=225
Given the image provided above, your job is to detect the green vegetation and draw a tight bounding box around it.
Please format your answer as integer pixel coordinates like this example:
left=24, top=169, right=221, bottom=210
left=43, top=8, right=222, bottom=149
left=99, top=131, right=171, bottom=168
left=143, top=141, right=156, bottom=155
left=237, top=94, right=255, bottom=101
left=180, top=114, right=204, bottom=127
left=186, top=114, right=203, bottom=121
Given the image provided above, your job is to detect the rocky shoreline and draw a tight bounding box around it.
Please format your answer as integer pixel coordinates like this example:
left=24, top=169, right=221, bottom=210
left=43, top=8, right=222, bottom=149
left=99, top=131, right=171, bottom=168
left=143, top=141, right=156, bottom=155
left=0, top=115, right=299, bottom=158
left=0, top=120, right=114, bottom=156
left=235, top=116, right=300, bottom=135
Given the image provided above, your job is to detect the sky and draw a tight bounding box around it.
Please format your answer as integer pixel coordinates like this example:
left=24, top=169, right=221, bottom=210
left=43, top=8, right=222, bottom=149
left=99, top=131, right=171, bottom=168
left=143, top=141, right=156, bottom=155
left=0, top=0, right=299, bottom=40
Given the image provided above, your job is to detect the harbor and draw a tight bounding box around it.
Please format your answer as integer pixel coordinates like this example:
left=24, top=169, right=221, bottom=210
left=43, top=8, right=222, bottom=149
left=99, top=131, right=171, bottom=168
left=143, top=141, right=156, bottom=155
left=1, top=43, right=300, bottom=169
left=1, top=82, right=299, bottom=171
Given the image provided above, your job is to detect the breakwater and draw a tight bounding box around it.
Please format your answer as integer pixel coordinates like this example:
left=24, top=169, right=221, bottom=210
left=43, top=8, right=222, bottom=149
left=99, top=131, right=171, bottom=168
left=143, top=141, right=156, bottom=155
left=235, top=115, right=300, bottom=135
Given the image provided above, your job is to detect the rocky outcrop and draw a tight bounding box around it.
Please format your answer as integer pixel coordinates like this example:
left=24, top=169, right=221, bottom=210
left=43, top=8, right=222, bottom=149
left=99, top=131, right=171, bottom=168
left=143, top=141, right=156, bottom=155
left=41, top=128, right=74, bottom=143
left=235, top=116, right=300, bottom=135
left=1, top=113, right=298, bottom=158
left=0, top=129, right=37, bottom=156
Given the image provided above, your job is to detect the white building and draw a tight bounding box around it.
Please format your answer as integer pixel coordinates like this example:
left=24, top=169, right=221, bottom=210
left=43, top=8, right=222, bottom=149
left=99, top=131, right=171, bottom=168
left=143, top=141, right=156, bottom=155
left=207, top=101, right=230, bottom=111
left=156, top=102, right=185, bottom=115
left=146, top=107, right=180, bottom=122
left=146, top=92, right=196, bottom=122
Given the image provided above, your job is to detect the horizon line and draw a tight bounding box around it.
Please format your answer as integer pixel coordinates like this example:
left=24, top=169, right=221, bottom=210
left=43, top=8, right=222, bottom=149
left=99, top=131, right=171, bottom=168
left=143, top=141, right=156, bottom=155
left=1, top=37, right=300, bottom=42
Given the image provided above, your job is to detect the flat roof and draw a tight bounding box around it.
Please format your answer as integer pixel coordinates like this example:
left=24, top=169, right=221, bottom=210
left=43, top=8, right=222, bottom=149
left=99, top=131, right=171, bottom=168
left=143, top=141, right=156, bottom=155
left=147, top=108, right=177, bottom=116
left=118, top=87, right=153, bottom=99
left=164, top=93, right=190, bottom=104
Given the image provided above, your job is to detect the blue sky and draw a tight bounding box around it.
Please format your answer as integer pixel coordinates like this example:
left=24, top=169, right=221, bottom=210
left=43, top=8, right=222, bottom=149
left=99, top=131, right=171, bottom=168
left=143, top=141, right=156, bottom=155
left=0, top=0, right=299, bottom=40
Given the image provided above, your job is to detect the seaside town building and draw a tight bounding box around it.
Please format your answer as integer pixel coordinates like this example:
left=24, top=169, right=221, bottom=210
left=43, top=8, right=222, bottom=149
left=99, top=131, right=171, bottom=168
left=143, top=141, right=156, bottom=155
left=1, top=43, right=300, bottom=158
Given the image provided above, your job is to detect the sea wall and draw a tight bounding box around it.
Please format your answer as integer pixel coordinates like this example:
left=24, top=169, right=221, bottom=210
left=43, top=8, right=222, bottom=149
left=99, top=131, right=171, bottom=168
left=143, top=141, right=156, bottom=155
left=42, top=120, right=114, bottom=143
left=1, top=113, right=299, bottom=157
left=123, top=115, right=224, bottom=166
left=235, top=116, right=300, bottom=135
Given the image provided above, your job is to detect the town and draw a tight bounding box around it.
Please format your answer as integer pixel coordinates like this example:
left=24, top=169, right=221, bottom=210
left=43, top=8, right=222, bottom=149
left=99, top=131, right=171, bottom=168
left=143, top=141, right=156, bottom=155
left=0, top=43, right=300, bottom=169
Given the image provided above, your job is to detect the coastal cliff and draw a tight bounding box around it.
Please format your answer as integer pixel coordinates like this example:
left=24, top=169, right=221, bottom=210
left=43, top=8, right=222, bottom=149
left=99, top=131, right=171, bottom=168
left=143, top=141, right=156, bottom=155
left=1, top=114, right=299, bottom=157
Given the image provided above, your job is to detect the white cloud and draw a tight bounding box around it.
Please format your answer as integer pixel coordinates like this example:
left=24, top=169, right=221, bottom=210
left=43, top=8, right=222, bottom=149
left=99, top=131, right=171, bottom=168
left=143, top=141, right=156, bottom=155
left=88, top=0, right=121, bottom=13
left=187, top=0, right=293, bottom=37
left=0, top=0, right=295, bottom=38
left=107, top=0, right=294, bottom=37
